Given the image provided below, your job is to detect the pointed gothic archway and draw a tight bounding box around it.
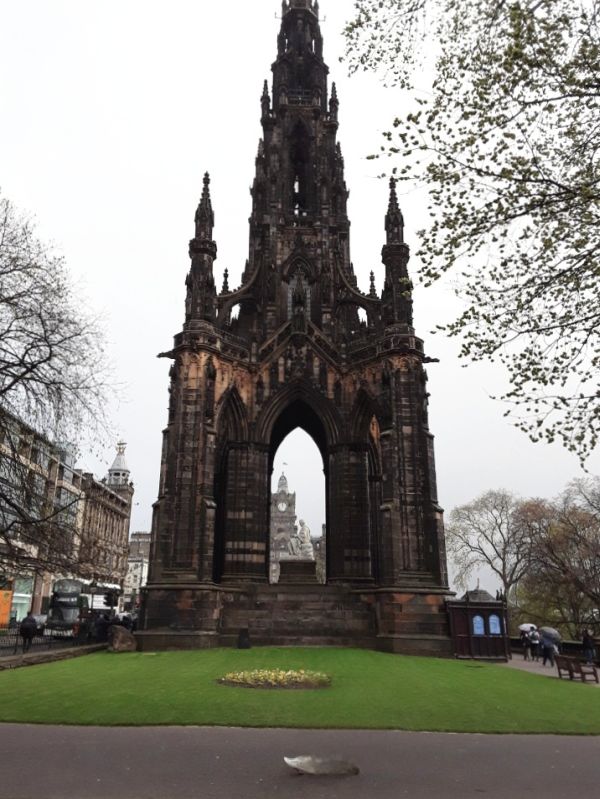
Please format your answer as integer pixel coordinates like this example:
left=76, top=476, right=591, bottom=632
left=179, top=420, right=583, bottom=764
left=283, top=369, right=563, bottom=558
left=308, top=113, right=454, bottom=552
left=267, top=398, right=328, bottom=582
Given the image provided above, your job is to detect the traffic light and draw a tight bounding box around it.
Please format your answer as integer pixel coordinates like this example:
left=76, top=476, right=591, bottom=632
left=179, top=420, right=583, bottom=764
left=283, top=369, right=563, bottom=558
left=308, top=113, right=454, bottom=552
left=103, top=591, right=118, bottom=608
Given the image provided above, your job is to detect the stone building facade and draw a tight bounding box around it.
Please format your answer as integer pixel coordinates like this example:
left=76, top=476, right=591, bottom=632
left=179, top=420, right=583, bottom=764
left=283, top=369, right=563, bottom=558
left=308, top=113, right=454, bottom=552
left=123, top=531, right=151, bottom=610
left=142, top=0, right=451, bottom=654
left=0, top=415, right=84, bottom=620
left=0, top=419, right=133, bottom=620
left=78, top=444, right=134, bottom=587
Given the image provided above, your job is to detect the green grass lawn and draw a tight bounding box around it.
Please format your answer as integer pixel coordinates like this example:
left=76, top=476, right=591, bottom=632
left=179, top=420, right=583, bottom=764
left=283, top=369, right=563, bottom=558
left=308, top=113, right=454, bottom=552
left=0, top=647, right=598, bottom=733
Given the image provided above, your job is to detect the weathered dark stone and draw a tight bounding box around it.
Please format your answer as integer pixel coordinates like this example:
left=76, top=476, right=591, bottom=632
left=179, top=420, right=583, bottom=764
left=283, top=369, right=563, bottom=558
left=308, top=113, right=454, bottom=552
left=141, top=0, right=452, bottom=656
left=108, top=625, right=137, bottom=653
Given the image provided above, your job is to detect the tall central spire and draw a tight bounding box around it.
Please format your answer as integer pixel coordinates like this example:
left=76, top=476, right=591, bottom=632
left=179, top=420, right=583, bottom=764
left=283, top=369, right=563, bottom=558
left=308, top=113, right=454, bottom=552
left=282, top=1, right=319, bottom=15
left=274, top=0, right=326, bottom=108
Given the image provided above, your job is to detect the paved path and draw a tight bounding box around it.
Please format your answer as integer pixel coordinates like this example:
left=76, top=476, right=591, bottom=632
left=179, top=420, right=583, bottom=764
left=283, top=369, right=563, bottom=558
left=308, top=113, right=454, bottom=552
left=1, top=725, right=599, bottom=799
left=502, top=655, right=600, bottom=685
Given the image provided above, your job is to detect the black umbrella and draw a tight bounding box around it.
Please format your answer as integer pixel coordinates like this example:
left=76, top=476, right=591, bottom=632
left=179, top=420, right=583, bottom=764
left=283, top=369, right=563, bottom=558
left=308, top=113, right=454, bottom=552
left=539, top=626, right=561, bottom=642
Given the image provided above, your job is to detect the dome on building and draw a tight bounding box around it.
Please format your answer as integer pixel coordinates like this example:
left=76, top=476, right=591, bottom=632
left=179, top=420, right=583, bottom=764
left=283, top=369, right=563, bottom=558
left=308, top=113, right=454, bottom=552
left=107, top=442, right=130, bottom=487
left=278, top=472, right=288, bottom=493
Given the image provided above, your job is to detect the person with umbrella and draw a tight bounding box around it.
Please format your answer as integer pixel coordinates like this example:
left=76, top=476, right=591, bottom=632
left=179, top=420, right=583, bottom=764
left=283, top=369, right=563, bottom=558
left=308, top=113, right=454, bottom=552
left=539, top=626, right=561, bottom=667
left=529, top=627, right=540, bottom=661
left=518, top=623, right=536, bottom=661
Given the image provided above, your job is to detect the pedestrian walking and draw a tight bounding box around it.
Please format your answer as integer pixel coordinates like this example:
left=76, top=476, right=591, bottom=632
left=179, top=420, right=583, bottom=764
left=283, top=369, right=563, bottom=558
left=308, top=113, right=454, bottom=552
left=520, top=629, right=532, bottom=661
left=15, top=612, right=37, bottom=654
left=582, top=630, right=595, bottom=664
left=541, top=632, right=555, bottom=667
left=529, top=629, right=540, bottom=661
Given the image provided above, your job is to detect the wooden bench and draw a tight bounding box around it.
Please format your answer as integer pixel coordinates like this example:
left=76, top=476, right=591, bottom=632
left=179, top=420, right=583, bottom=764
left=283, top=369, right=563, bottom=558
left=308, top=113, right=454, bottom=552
left=555, top=655, right=599, bottom=683
left=555, top=655, right=574, bottom=680
left=571, top=659, right=599, bottom=684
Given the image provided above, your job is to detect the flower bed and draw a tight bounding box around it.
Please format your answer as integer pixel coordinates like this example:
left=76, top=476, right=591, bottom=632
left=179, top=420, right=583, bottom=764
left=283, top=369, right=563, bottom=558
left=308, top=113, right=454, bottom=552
left=218, top=668, right=331, bottom=689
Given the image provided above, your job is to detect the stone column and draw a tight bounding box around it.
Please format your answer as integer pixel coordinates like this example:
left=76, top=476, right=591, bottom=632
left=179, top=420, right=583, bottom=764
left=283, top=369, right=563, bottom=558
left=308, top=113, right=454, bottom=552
left=221, top=444, right=269, bottom=581
left=327, top=445, right=373, bottom=582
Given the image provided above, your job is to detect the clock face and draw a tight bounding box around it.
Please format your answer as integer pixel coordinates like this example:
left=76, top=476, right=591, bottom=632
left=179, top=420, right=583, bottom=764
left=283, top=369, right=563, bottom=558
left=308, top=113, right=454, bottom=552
left=277, top=501, right=287, bottom=512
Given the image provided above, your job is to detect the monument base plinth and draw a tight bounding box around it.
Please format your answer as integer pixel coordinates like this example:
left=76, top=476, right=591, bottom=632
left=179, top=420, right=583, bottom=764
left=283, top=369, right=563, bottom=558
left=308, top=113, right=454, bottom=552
left=278, top=559, right=318, bottom=584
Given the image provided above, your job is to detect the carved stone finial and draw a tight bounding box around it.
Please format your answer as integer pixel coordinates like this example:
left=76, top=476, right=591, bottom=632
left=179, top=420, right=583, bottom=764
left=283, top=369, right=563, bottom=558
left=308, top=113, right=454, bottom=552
left=261, top=80, right=270, bottom=118
left=388, top=177, right=400, bottom=214
left=195, top=171, right=214, bottom=239
left=369, top=271, right=377, bottom=297
left=385, top=176, right=404, bottom=244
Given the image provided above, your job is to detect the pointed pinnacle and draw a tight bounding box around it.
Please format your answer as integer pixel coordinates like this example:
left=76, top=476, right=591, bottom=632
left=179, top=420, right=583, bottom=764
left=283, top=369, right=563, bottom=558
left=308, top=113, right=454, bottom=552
left=369, top=271, right=377, bottom=297
left=195, top=171, right=214, bottom=238
left=199, top=172, right=213, bottom=214
left=202, top=172, right=211, bottom=198
left=388, top=177, right=400, bottom=214
left=262, top=80, right=269, bottom=99
left=331, top=82, right=338, bottom=102
left=222, top=268, right=229, bottom=293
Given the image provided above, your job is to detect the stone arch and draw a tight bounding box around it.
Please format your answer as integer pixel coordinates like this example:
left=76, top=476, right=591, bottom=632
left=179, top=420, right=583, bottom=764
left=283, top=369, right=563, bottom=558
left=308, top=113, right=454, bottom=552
left=350, top=386, right=384, bottom=441
left=215, top=385, right=249, bottom=442
left=263, top=393, right=331, bottom=583
left=213, top=386, right=254, bottom=582
left=256, top=379, right=342, bottom=451
left=281, top=253, right=317, bottom=283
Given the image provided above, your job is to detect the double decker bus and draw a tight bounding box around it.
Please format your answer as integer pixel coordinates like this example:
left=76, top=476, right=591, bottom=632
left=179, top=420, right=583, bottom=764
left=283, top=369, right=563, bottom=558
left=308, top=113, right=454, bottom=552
left=47, top=579, right=89, bottom=634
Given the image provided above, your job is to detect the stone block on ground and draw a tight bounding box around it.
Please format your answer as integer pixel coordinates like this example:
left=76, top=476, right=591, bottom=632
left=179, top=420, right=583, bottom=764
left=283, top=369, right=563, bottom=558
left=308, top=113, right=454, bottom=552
left=108, top=625, right=137, bottom=653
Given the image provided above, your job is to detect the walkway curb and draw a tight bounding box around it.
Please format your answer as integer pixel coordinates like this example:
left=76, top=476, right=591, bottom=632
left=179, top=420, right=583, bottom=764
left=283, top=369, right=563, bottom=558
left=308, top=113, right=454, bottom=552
left=0, top=644, right=106, bottom=671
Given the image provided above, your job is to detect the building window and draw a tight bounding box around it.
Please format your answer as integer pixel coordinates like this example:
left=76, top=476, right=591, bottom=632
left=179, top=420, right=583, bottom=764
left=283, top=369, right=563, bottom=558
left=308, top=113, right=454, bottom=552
left=472, top=615, right=485, bottom=636
left=489, top=615, right=502, bottom=636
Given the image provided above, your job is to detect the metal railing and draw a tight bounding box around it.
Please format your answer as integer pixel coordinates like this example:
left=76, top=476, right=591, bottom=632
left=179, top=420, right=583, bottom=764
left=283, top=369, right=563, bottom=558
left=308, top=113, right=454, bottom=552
left=0, top=623, right=89, bottom=656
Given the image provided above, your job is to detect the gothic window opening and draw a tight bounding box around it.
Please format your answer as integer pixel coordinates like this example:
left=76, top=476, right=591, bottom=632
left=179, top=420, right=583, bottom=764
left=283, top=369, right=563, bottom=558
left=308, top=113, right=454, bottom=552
left=290, top=123, right=310, bottom=216
left=287, top=270, right=311, bottom=320
left=269, top=412, right=327, bottom=585
left=335, top=302, right=364, bottom=340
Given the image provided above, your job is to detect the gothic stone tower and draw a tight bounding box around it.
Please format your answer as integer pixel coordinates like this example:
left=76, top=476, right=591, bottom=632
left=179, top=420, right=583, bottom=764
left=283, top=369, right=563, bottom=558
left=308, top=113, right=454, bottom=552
left=141, top=0, right=451, bottom=655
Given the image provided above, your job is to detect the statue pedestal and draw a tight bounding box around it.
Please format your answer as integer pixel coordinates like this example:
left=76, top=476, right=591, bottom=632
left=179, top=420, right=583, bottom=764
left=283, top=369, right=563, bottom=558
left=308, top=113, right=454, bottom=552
left=278, top=559, right=318, bottom=584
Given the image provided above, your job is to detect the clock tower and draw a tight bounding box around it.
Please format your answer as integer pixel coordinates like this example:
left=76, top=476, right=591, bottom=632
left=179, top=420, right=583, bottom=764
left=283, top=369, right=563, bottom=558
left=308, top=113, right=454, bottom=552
left=270, top=472, right=311, bottom=582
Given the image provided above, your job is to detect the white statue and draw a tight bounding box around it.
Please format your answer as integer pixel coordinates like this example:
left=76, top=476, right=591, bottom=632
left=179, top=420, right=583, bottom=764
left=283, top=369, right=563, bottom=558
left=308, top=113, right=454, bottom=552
left=298, top=519, right=314, bottom=559
left=288, top=527, right=302, bottom=556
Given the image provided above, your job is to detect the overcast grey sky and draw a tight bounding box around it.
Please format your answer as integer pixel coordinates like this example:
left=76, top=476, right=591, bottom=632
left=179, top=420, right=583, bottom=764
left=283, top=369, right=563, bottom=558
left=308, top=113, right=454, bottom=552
left=1, top=0, right=597, bottom=590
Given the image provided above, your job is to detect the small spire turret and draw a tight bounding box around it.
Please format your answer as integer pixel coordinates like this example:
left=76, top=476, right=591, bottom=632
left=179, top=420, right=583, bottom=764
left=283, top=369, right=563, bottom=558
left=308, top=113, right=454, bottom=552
left=385, top=177, right=404, bottom=244
left=382, top=178, right=412, bottom=327
left=195, top=172, right=214, bottom=240
left=261, top=80, right=270, bottom=119
left=329, top=82, right=339, bottom=122
left=188, top=172, right=217, bottom=324
left=222, top=268, right=229, bottom=294
left=369, top=271, right=377, bottom=298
